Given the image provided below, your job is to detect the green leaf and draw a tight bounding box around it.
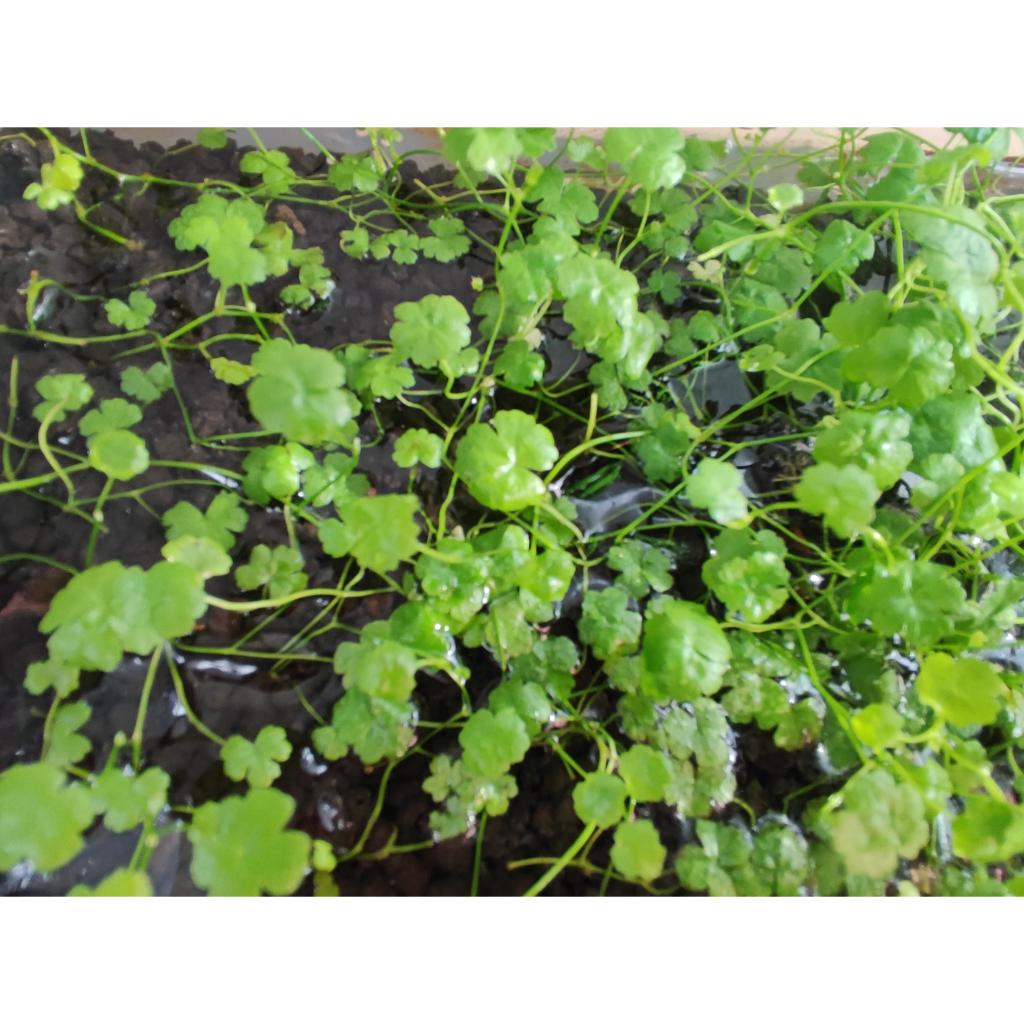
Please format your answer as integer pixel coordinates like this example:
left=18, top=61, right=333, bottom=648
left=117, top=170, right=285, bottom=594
left=105, top=290, right=155, bottom=330
left=459, top=708, right=531, bottom=779
left=240, top=149, right=296, bottom=196
left=242, top=443, right=314, bottom=505
left=742, top=319, right=841, bottom=403
left=443, top=127, right=555, bottom=178
left=311, top=839, right=337, bottom=873
left=389, top=294, right=472, bottom=373
left=687, top=458, right=748, bottom=525
left=421, top=215, right=470, bottom=262
left=145, top=561, right=210, bottom=639
left=393, top=428, right=444, bottom=469
left=455, top=410, right=557, bottom=512
left=851, top=703, right=906, bottom=750
left=494, top=339, right=545, bottom=388
left=43, top=701, right=91, bottom=769
left=825, top=767, right=929, bottom=879
left=93, top=767, right=170, bottom=831
left=824, top=291, right=891, bottom=347
left=187, top=788, right=311, bottom=896
left=197, top=128, right=228, bottom=149
left=69, top=868, right=154, bottom=896
left=23, top=152, right=83, bottom=209
left=342, top=347, right=415, bottom=400
left=842, top=323, right=955, bottom=409
left=813, top=409, right=913, bottom=490
left=488, top=679, right=553, bottom=737
left=79, top=398, right=142, bottom=437
left=168, top=193, right=271, bottom=289
left=772, top=699, right=824, bottom=750
left=41, top=560, right=206, bottom=671
left=372, top=229, right=421, bottom=265
left=120, top=362, right=172, bottom=404
left=556, top=251, right=661, bottom=380
left=340, top=226, right=370, bottom=258
left=846, top=557, right=965, bottom=648
left=915, top=653, right=1004, bottom=728
left=514, top=547, right=574, bottom=611
left=234, top=544, right=308, bottom=599
left=328, top=154, right=381, bottom=194
left=902, top=209, right=999, bottom=325
left=301, top=452, right=368, bottom=508
left=751, top=822, right=809, bottom=895
left=24, top=659, right=79, bottom=699
left=33, top=373, right=93, bottom=423
left=951, top=796, right=1024, bottom=864
left=702, top=528, right=789, bottom=623
left=619, top=745, right=672, bottom=802
left=634, top=402, right=699, bottom=483
left=334, top=634, right=419, bottom=703
left=640, top=600, right=731, bottom=702
left=909, top=393, right=997, bottom=471
left=0, top=763, right=95, bottom=872
left=87, top=429, right=150, bottom=481
left=794, top=463, right=880, bottom=538
left=813, top=219, right=874, bottom=276
left=207, top=357, right=254, bottom=388
left=607, top=540, right=674, bottom=599
left=603, top=128, right=686, bottom=190
left=611, top=819, right=667, bottom=883
left=572, top=771, right=628, bottom=828
left=248, top=338, right=359, bottom=446
left=313, top=689, right=416, bottom=764
left=767, top=183, right=804, bottom=213
left=579, top=586, right=642, bottom=662
left=319, top=494, right=421, bottom=574
left=162, top=491, right=247, bottom=552
left=221, top=726, right=293, bottom=788
left=526, top=165, right=598, bottom=230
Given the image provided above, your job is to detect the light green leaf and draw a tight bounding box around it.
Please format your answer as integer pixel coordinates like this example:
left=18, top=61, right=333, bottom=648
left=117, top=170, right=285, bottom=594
left=794, top=463, right=880, bottom=538
left=234, top=544, right=307, bottom=599
left=572, top=771, right=628, bottom=828
left=640, top=600, right=731, bottom=702
left=389, top=294, right=472, bottom=373
left=455, top=410, right=557, bottom=512
left=702, top=528, right=789, bottom=623
left=120, top=362, right=173, bottom=404
left=87, top=429, right=150, bottom=481
left=33, top=373, right=93, bottom=423
left=93, top=767, right=170, bottom=831
left=619, top=745, right=672, bottom=802
left=319, top=494, right=421, bottom=574
left=105, top=290, right=155, bottom=330
left=0, top=763, right=95, bottom=872
left=687, top=458, right=748, bottom=525
left=221, top=726, right=293, bottom=788
left=611, top=818, right=667, bottom=882
left=916, top=653, right=1004, bottom=728
left=187, top=788, right=311, bottom=896
left=393, top=428, right=444, bottom=469
left=43, top=701, right=91, bottom=769
left=69, top=868, right=154, bottom=896
left=248, top=338, right=359, bottom=446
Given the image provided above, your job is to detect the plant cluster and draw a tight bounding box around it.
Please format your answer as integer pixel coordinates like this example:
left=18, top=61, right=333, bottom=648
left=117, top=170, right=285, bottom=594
left=1, top=126, right=1024, bottom=895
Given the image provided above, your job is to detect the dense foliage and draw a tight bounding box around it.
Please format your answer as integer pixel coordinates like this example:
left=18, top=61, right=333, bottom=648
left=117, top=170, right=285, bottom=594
left=2, top=126, right=1024, bottom=896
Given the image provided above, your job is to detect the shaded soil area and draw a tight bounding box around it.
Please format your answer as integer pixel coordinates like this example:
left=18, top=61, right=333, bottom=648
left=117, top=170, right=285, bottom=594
left=0, top=129, right=828, bottom=896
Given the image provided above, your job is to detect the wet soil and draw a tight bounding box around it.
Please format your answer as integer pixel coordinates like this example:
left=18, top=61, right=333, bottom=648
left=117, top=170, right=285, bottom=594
left=0, top=129, right=827, bottom=896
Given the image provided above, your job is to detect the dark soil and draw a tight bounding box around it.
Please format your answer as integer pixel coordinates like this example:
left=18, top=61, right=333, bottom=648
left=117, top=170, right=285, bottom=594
left=0, top=129, right=827, bottom=896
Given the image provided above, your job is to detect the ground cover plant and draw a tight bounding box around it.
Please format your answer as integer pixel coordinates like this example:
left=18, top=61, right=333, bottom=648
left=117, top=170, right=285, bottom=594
left=1, top=126, right=1023, bottom=896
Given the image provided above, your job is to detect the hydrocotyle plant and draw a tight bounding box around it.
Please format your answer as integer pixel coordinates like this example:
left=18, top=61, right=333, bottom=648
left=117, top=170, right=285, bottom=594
left=1, top=125, right=1023, bottom=896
